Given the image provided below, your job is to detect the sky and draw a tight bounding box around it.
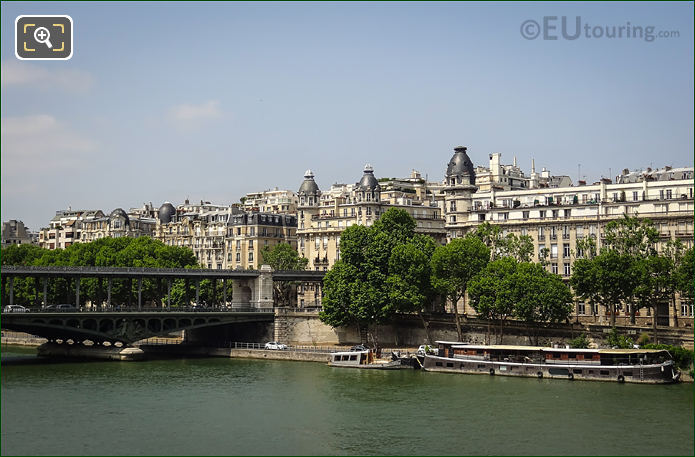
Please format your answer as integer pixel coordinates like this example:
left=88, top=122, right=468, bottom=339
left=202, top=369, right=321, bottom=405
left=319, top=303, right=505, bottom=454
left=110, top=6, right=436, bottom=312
left=1, top=1, right=693, bottom=231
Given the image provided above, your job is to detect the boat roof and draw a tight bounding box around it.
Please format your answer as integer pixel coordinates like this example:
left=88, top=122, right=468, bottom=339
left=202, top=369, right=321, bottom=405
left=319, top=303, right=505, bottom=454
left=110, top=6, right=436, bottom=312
left=447, top=344, right=668, bottom=354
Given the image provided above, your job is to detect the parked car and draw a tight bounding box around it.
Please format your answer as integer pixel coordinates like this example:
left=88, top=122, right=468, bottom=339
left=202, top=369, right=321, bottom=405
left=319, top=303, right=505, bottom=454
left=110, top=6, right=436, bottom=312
left=417, top=344, right=437, bottom=356
left=350, top=344, right=369, bottom=352
left=44, top=304, right=77, bottom=312
left=264, top=341, right=288, bottom=350
left=3, top=305, right=29, bottom=313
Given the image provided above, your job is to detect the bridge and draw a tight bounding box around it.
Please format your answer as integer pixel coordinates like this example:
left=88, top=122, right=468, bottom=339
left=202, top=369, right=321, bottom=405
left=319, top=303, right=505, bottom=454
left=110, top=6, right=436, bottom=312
left=0, top=265, right=325, bottom=348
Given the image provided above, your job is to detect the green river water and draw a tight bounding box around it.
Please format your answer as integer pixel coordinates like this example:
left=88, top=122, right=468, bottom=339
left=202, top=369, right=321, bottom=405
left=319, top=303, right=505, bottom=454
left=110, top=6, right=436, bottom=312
left=1, top=346, right=693, bottom=456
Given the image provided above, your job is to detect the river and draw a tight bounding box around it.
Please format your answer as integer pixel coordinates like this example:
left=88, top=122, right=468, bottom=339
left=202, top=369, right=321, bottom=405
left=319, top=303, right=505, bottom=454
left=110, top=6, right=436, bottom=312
left=1, top=345, right=693, bottom=456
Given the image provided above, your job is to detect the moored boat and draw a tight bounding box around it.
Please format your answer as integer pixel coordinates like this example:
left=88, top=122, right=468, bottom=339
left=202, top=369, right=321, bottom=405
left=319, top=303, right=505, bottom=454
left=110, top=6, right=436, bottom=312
left=328, top=350, right=403, bottom=369
left=423, top=341, right=680, bottom=384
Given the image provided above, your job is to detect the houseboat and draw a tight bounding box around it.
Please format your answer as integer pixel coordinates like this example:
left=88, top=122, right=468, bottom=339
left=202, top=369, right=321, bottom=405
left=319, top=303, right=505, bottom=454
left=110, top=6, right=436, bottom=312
left=328, top=350, right=403, bottom=369
left=423, top=341, right=680, bottom=384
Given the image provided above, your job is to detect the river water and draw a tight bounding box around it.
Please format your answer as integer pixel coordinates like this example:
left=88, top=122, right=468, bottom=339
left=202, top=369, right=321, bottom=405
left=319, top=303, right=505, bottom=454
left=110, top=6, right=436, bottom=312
left=1, top=346, right=693, bottom=456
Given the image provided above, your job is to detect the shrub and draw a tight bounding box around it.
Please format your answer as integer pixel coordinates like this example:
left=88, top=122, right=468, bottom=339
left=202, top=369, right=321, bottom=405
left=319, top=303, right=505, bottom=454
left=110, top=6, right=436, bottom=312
left=636, top=332, right=650, bottom=346
left=569, top=333, right=589, bottom=349
left=606, top=327, right=634, bottom=349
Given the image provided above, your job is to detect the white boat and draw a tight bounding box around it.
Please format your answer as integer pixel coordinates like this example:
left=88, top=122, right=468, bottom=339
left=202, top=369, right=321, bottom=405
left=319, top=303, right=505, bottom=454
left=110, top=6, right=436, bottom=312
left=328, top=350, right=403, bottom=369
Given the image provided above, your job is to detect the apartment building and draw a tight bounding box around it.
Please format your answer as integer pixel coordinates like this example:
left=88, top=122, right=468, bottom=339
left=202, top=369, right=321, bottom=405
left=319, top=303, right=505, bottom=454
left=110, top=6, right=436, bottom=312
left=242, top=188, right=298, bottom=214
left=38, top=209, right=105, bottom=249
left=442, top=146, right=694, bottom=327
left=1, top=220, right=36, bottom=247
left=153, top=201, right=297, bottom=270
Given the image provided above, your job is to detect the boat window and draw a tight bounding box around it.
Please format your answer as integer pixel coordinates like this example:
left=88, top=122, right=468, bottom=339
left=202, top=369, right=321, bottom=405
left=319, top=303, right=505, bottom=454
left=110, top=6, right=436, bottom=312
left=600, top=370, right=610, bottom=376
left=476, top=350, right=483, bottom=355
left=350, top=355, right=357, bottom=361
left=553, top=353, right=561, bottom=359
left=478, top=365, right=486, bottom=369
left=435, top=362, right=443, bottom=367
left=588, top=370, right=594, bottom=375
left=568, top=353, right=576, bottom=359
left=446, top=363, right=454, bottom=368
left=623, top=371, right=633, bottom=377
left=573, top=369, right=582, bottom=374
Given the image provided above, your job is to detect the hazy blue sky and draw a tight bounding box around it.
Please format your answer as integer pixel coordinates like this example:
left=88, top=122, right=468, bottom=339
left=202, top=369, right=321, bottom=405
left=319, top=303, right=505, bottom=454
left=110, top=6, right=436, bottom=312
left=2, top=1, right=693, bottom=231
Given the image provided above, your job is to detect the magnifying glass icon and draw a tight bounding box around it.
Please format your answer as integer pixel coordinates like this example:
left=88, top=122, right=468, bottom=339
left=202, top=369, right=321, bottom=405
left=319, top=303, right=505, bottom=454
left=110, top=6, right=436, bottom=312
left=33, top=27, right=53, bottom=49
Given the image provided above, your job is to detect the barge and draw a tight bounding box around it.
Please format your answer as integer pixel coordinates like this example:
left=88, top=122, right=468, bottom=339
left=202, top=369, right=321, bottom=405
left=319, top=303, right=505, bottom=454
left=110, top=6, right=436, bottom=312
left=423, top=341, right=680, bottom=384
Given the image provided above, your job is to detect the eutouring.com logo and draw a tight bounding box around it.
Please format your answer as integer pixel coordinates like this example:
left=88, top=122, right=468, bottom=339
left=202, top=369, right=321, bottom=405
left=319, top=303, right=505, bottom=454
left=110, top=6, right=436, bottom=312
left=520, top=16, right=680, bottom=42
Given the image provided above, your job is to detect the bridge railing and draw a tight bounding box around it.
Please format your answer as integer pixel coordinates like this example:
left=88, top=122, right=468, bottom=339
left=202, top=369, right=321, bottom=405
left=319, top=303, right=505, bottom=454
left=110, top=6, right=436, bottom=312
left=1, top=306, right=276, bottom=314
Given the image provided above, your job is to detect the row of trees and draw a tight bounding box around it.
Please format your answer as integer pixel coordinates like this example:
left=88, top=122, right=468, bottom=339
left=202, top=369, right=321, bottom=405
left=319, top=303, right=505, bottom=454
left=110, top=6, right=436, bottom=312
left=571, top=215, right=693, bottom=337
left=320, top=209, right=693, bottom=348
left=1, top=237, right=312, bottom=309
left=2, top=237, right=207, bottom=308
left=320, top=209, right=575, bottom=347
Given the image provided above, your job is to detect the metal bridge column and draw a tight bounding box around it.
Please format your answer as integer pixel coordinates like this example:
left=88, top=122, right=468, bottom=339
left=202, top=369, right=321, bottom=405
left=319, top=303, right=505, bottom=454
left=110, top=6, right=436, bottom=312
left=167, top=279, right=172, bottom=310
left=107, top=278, right=112, bottom=308
left=195, top=279, right=200, bottom=307
left=75, top=276, right=81, bottom=309
left=222, top=279, right=227, bottom=308
left=9, top=277, right=14, bottom=305
left=137, top=278, right=143, bottom=310
left=43, top=277, right=48, bottom=308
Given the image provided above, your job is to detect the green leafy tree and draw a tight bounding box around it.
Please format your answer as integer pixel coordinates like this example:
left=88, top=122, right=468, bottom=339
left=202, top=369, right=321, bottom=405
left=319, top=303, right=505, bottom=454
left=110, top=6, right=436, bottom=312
left=260, top=242, right=309, bottom=306
left=470, top=222, right=534, bottom=262
left=468, top=257, right=517, bottom=344
left=387, top=234, right=437, bottom=343
left=320, top=208, right=420, bottom=349
left=512, top=262, right=573, bottom=345
left=431, top=237, right=490, bottom=341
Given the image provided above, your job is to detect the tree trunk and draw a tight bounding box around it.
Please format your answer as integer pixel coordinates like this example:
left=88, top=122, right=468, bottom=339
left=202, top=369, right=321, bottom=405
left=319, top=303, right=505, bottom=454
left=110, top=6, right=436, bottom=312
left=609, top=304, right=616, bottom=327
left=652, top=305, right=658, bottom=344
left=672, top=294, right=679, bottom=328
left=453, top=294, right=463, bottom=342
left=417, top=310, right=433, bottom=344
left=629, top=302, right=636, bottom=325
left=499, top=319, right=505, bottom=345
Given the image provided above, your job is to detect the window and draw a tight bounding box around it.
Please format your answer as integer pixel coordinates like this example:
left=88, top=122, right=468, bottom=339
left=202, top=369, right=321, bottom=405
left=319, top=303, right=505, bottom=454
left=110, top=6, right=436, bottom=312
left=551, top=244, right=558, bottom=258
left=576, top=246, right=584, bottom=258
left=681, top=302, right=694, bottom=317
left=450, top=201, right=456, bottom=212
left=552, top=210, right=559, bottom=219
left=250, top=227, right=255, bottom=236
left=660, top=190, right=665, bottom=200
left=632, top=191, right=639, bottom=201
left=450, top=215, right=456, bottom=223
left=249, top=240, right=254, bottom=249
left=564, top=209, right=571, bottom=218
left=564, top=263, right=571, bottom=276
left=577, top=302, right=586, bottom=315
left=666, top=189, right=672, bottom=199
left=236, top=253, right=240, bottom=262
left=248, top=252, right=254, bottom=262
left=237, top=228, right=241, bottom=235
left=523, top=211, right=529, bottom=220
left=539, top=210, right=546, bottom=219
left=478, top=214, right=485, bottom=222
left=551, top=263, right=558, bottom=275
left=500, top=212, right=509, bottom=221
left=563, top=244, right=570, bottom=257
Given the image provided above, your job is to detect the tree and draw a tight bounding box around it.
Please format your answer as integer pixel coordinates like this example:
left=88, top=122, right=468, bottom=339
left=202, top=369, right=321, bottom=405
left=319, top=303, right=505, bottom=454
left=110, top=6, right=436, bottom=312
left=513, top=262, right=573, bottom=344
left=320, top=208, right=420, bottom=349
left=387, top=234, right=437, bottom=343
left=603, top=214, right=659, bottom=257
left=431, top=237, right=490, bottom=341
left=470, top=222, right=533, bottom=262
left=571, top=250, right=639, bottom=327
left=468, top=257, right=517, bottom=344
left=260, top=243, right=309, bottom=306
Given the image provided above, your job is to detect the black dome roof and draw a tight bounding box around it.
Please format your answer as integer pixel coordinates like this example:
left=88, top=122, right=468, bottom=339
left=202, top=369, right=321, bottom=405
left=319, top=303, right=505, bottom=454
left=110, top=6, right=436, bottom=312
left=446, top=146, right=476, bottom=182
left=158, top=202, right=176, bottom=224
left=357, top=164, right=380, bottom=191
left=298, top=170, right=320, bottom=196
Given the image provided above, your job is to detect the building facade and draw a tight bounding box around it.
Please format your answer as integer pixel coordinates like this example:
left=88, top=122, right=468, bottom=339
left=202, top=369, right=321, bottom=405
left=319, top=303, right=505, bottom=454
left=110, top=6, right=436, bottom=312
left=152, top=201, right=298, bottom=270
left=38, top=209, right=105, bottom=249
left=441, top=146, right=694, bottom=327
left=1, top=220, right=36, bottom=248
left=242, top=188, right=298, bottom=214
left=80, top=208, right=157, bottom=242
